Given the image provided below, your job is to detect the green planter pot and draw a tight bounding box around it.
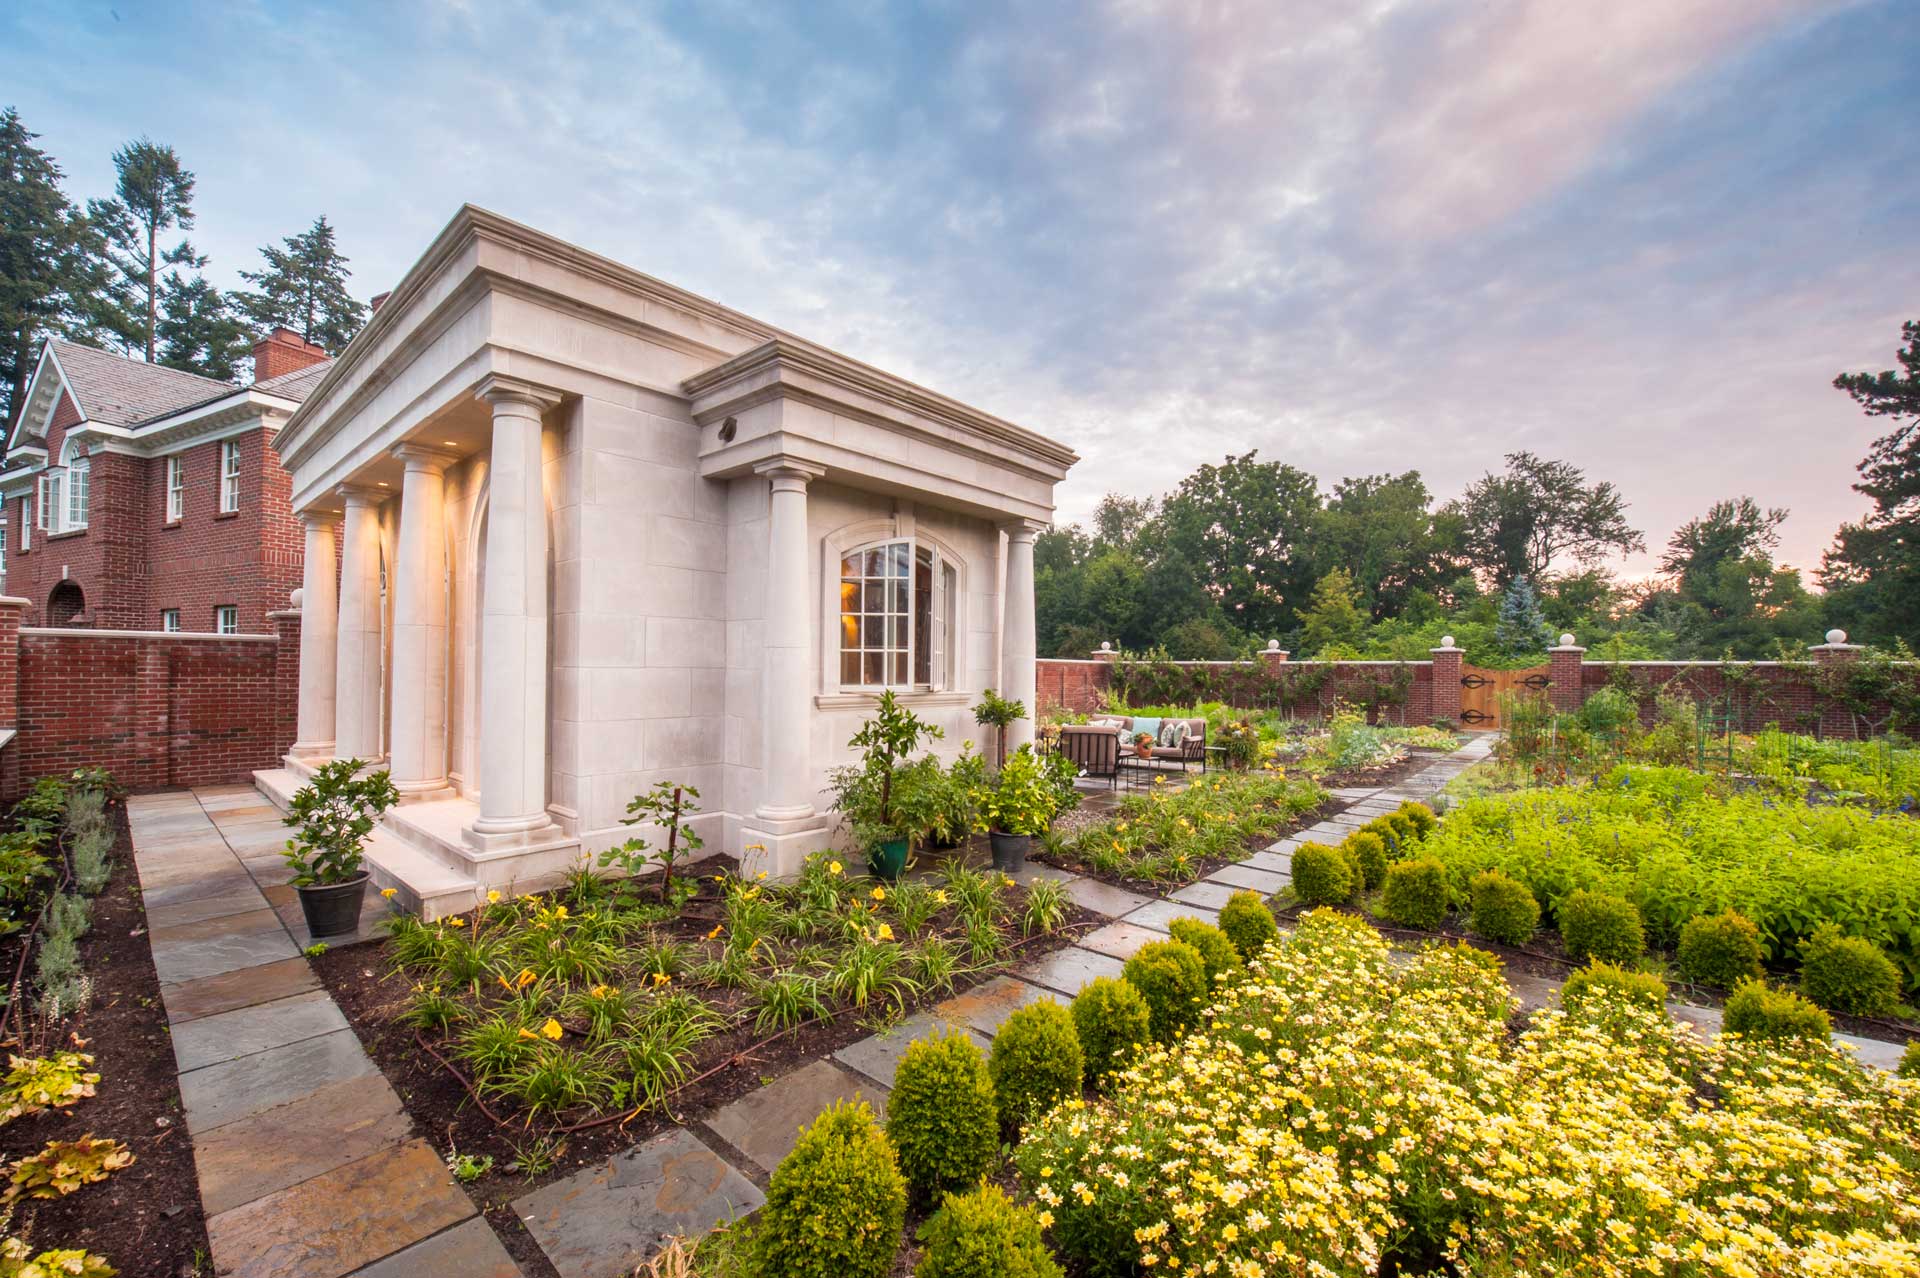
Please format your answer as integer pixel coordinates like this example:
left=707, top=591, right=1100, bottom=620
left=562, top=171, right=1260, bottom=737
left=867, top=838, right=910, bottom=881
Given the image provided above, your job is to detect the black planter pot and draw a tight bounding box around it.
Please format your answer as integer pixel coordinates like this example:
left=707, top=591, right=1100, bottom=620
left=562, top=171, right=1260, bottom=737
left=988, top=830, right=1029, bottom=874
left=295, top=871, right=371, bottom=939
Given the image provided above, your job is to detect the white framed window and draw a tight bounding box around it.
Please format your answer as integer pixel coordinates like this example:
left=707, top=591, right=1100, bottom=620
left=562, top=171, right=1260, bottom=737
left=166, top=456, right=184, bottom=521
left=36, top=471, right=61, bottom=532
left=214, top=605, right=238, bottom=635
left=219, top=440, right=240, bottom=513
left=160, top=609, right=180, bottom=633
left=65, top=456, right=88, bottom=529
left=19, top=497, right=30, bottom=550
left=836, top=538, right=958, bottom=691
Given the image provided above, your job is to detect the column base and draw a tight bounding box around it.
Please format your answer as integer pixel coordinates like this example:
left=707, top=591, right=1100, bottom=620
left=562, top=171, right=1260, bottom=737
left=394, top=779, right=458, bottom=804
left=463, top=813, right=568, bottom=856
left=739, top=812, right=834, bottom=880
left=288, top=739, right=334, bottom=761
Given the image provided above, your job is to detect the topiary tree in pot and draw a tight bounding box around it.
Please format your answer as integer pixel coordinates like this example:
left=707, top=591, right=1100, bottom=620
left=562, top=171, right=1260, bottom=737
left=972, top=688, right=1027, bottom=771
left=831, top=691, right=944, bottom=881
left=282, top=759, right=398, bottom=938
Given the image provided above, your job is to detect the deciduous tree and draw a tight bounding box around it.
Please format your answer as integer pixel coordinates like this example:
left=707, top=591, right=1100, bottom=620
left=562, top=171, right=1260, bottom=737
left=1449, top=452, right=1644, bottom=588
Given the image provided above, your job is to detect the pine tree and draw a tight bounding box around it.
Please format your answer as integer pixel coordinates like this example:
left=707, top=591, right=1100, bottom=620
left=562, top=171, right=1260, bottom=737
left=231, top=215, right=366, bottom=353
left=1495, top=575, right=1553, bottom=657
left=88, top=138, right=201, bottom=362
left=1299, top=568, right=1366, bottom=655
left=157, top=273, right=248, bottom=382
left=0, top=108, right=126, bottom=431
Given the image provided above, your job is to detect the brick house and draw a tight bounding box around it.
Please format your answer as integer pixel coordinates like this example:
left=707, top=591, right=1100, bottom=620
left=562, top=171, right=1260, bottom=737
left=0, top=329, right=331, bottom=632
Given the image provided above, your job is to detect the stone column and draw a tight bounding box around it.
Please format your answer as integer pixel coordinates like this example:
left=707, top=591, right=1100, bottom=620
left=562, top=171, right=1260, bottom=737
left=388, top=444, right=458, bottom=796
left=1429, top=638, right=1463, bottom=725
left=1001, top=520, right=1042, bottom=754
left=1547, top=634, right=1586, bottom=715
left=333, top=486, right=384, bottom=762
left=291, top=512, right=339, bottom=758
left=468, top=377, right=563, bottom=843
left=755, top=460, right=825, bottom=823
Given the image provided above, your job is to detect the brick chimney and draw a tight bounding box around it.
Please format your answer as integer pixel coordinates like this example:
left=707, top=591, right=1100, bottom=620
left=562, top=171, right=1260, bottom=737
left=252, top=327, right=329, bottom=383
left=369, top=291, right=391, bottom=313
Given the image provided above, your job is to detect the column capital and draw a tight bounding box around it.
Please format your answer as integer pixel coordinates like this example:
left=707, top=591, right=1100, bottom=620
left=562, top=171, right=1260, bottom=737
left=477, top=375, right=564, bottom=414
left=391, top=441, right=460, bottom=474
left=752, top=458, right=826, bottom=489
left=297, top=507, right=340, bottom=528
left=335, top=482, right=385, bottom=507
left=1001, top=518, right=1048, bottom=543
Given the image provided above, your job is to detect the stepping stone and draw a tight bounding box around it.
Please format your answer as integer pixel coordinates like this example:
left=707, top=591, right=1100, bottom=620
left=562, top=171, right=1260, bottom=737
left=164, top=956, right=320, bottom=1024
left=1263, top=836, right=1307, bottom=854
left=345, top=1219, right=521, bottom=1278
left=1168, top=881, right=1237, bottom=910
left=1242, top=850, right=1293, bottom=876
left=1326, top=788, right=1377, bottom=800
left=705, top=1059, right=886, bottom=1175
left=194, top=1076, right=413, bottom=1215
left=171, top=989, right=350, bottom=1073
left=180, top=1027, right=379, bottom=1132
left=1018, top=946, right=1125, bottom=997
left=150, top=908, right=300, bottom=984
left=205, top=1138, right=472, bottom=1278
left=1063, top=877, right=1153, bottom=918
left=834, top=1011, right=987, bottom=1089
left=515, top=1128, right=764, bottom=1278
left=143, top=865, right=259, bottom=911
left=1206, top=863, right=1288, bottom=895
left=935, top=976, right=1058, bottom=1036
left=1078, top=921, right=1162, bottom=960
left=1506, top=971, right=1563, bottom=1013
left=1008, top=862, right=1076, bottom=887
left=145, top=879, right=270, bottom=930
left=1123, top=899, right=1219, bottom=933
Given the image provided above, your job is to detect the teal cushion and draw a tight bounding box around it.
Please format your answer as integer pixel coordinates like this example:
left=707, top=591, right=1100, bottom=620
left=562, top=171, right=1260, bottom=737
left=1130, top=716, right=1162, bottom=744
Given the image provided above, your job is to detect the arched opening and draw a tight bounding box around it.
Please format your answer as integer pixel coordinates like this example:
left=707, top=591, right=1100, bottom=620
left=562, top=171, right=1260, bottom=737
left=47, top=580, right=84, bottom=626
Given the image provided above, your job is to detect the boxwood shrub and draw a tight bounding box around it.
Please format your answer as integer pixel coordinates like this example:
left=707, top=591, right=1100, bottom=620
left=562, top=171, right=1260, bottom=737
left=914, top=1183, right=1063, bottom=1278
left=1799, top=924, right=1902, bottom=1017
left=1167, top=917, right=1243, bottom=988
left=1290, top=843, right=1352, bottom=906
left=1071, top=977, right=1152, bottom=1091
left=1559, top=889, right=1645, bottom=966
left=1468, top=870, right=1538, bottom=946
left=1563, top=960, right=1668, bottom=1013
left=989, top=1000, right=1083, bottom=1132
left=1122, top=939, right=1209, bottom=1043
left=885, top=1030, right=999, bottom=1204
left=1379, top=857, right=1449, bottom=930
left=1723, top=978, right=1831, bottom=1043
left=1676, top=910, right=1765, bottom=989
left=756, top=1099, right=905, bottom=1278
left=1342, top=830, right=1389, bottom=890
left=1216, top=889, right=1279, bottom=961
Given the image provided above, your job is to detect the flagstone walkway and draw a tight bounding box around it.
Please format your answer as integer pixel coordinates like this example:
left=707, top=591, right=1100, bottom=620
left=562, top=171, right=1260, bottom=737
left=127, top=736, right=1902, bottom=1278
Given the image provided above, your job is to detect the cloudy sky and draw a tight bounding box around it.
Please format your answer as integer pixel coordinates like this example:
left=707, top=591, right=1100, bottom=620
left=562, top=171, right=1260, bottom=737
left=5, top=0, right=1914, bottom=577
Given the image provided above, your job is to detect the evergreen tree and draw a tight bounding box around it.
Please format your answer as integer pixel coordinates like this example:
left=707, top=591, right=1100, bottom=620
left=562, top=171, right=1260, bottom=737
left=0, top=107, right=125, bottom=431
left=88, top=138, right=201, bottom=362
left=231, top=215, right=366, bottom=353
left=157, top=273, right=248, bottom=381
left=1299, top=568, right=1366, bottom=655
left=1822, top=321, right=1920, bottom=644
left=1494, top=575, right=1553, bottom=657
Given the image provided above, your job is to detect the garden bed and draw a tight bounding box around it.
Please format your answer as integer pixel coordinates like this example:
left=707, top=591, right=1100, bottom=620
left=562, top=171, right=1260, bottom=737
left=311, top=847, right=1095, bottom=1278
left=3, top=801, right=211, bottom=1278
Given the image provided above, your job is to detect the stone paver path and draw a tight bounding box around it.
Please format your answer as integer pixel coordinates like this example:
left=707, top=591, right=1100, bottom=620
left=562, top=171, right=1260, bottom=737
left=129, top=787, right=521, bottom=1278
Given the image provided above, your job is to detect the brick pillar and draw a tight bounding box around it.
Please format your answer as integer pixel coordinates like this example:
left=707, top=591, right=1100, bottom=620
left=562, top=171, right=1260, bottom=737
left=270, top=608, right=302, bottom=759
left=0, top=596, right=23, bottom=801
left=1547, top=634, right=1586, bottom=714
left=1258, top=638, right=1291, bottom=672
left=1810, top=629, right=1863, bottom=740
left=1429, top=637, right=1463, bottom=724
left=1090, top=642, right=1119, bottom=707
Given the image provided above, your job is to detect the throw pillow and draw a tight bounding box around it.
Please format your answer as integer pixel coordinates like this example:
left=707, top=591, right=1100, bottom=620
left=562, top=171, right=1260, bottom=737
left=1130, top=716, right=1162, bottom=746
left=1158, top=720, right=1189, bottom=749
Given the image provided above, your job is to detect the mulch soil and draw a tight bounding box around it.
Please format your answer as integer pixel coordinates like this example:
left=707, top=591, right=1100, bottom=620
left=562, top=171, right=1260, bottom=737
left=2, top=803, right=211, bottom=1278
left=312, top=850, right=1097, bottom=1278
left=1039, top=748, right=1446, bottom=895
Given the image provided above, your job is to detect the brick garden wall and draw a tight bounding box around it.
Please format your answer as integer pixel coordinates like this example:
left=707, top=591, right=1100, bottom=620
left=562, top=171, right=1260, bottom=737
left=0, top=597, right=299, bottom=799
left=1037, top=656, right=1438, bottom=726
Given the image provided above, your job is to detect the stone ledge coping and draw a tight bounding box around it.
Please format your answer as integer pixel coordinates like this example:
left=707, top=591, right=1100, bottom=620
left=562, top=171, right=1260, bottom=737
left=22, top=626, right=277, bottom=641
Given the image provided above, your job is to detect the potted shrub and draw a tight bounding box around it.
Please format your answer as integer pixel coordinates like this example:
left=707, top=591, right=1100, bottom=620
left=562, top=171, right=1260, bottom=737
left=1217, top=719, right=1261, bottom=770
left=924, top=744, right=984, bottom=850
left=974, top=746, right=1058, bottom=873
left=972, top=688, right=1027, bottom=770
left=1132, top=731, right=1156, bottom=759
left=830, top=691, right=943, bottom=880
left=282, top=759, right=398, bottom=938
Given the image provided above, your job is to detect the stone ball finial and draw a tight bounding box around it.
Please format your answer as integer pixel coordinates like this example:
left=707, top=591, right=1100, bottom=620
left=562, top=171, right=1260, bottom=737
left=1826, top=628, right=1847, bottom=645
left=1558, top=633, right=1576, bottom=648
left=1099, top=641, right=1113, bottom=652
left=1441, top=635, right=1455, bottom=648
left=290, top=587, right=304, bottom=609
left=1266, top=639, right=1280, bottom=651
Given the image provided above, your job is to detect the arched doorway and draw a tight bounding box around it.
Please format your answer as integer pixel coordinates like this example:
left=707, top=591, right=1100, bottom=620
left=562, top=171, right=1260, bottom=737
left=47, top=580, right=84, bottom=626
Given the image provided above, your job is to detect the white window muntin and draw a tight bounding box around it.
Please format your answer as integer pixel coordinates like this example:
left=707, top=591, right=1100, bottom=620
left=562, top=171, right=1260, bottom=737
left=836, top=537, right=958, bottom=691
left=160, top=609, right=180, bottom=632
left=166, top=456, right=184, bottom=521
left=219, top=441, right=240, bottom=513
left=214, top=605, right=238, bottom=634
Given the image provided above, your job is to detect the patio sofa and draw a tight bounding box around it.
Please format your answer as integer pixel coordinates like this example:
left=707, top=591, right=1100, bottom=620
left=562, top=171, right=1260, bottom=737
left=1055, top=715, right=1208, bottom=785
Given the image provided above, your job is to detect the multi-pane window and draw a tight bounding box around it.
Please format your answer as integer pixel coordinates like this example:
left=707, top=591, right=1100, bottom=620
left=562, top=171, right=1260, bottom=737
left=219, top=441, right=241, bottom=512
left=166, top=456, right=184, bottom=521
left=837, top=540, right=957, bottom=690
left=66, top=457, right=88, bottom=529
left=36, top=471, right=61, bottom=532
left=214, top=605, right=238, bottom=635
left=19, top=497, right=29, bottom=550
left=160, top=609, right=180, bottom=633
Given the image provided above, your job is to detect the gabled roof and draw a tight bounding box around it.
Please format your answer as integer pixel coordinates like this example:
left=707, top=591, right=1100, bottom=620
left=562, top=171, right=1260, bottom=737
left=42, top=339, right=234, bottom=428
left=250, top=360, right=333, bottom=405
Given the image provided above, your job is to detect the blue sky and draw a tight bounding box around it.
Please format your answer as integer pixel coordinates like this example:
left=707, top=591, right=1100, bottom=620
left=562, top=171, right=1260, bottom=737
left=5, top=0, right=1915, bottom=580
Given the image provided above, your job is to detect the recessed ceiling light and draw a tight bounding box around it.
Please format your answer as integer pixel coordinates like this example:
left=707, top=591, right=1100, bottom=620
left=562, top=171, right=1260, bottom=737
left=377, top=481, right=389, bottom=487
left=443, top=440, right=457, bottom=447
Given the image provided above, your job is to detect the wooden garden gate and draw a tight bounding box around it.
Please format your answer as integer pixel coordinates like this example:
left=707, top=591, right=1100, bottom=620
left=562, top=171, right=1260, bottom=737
left=1458, top=664, right=1551, bottom=728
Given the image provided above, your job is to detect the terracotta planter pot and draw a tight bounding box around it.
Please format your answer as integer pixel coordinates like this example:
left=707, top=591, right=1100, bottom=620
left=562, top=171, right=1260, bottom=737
left=294, top=871, right=370, bottom=939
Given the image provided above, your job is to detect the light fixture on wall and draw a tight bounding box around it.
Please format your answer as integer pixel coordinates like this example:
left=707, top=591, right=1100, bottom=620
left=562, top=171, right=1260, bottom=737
left=717, top=416, right=737, bottom=443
